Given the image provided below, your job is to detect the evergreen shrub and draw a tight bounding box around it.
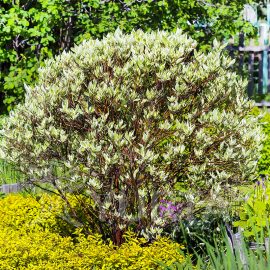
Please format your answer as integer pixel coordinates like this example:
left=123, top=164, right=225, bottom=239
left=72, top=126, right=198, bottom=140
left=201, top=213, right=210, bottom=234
left=0, top=30, right=262, bottom=244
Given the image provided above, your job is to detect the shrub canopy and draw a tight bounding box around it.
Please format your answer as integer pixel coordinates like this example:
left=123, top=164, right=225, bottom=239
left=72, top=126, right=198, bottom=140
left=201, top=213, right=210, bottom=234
left=0, top=30, right=262, bottom=244
left=0, top=0, right=254, bottom=113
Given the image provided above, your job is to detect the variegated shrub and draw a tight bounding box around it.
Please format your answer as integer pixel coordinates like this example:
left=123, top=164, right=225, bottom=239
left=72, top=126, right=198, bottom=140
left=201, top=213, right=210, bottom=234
left=0, top=29, right=262, bottom=244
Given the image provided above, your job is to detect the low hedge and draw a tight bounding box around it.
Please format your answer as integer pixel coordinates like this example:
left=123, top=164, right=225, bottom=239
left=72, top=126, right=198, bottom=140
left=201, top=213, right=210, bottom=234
left=0, top=194, right=186, bottom=269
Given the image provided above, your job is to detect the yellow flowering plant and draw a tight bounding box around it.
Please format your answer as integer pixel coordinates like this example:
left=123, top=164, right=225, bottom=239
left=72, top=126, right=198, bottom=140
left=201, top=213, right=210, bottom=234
left=0, top=194, right=187, bottom=269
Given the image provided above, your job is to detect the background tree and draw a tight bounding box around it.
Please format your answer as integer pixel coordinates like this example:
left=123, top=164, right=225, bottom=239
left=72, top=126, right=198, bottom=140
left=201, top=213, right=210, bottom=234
left=0, top=29, right=262, bottom=245
left=256, top=0, right=269, bottom=19
left=0, top=0, right=255, bottom=113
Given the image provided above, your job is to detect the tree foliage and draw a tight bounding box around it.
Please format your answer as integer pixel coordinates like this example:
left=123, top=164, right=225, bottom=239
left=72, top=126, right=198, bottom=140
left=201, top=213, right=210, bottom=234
left=0, top=30, right=262, bottom=244
left=0, top=0, right=255, bottom=113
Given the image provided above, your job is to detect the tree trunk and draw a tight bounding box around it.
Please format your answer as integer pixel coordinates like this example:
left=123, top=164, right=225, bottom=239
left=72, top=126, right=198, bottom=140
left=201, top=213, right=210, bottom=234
left=112, top=225, right=123, bottom=246
left=112, top=167, right=124, bottom=246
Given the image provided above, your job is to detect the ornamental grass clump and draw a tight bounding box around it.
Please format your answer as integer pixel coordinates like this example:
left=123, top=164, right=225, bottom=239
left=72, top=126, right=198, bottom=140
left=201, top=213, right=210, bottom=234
left=0, top=29, right=262, bottom=245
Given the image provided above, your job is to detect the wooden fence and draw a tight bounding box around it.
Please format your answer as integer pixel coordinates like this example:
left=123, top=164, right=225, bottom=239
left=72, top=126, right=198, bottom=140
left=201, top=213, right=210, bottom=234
left=226, top=224, right=269, bottom=270
left=225, top=32, right=270, bottom=99
left=0, top=183, right=22, bottom=194
left=227, top=44, right=270, bottom=98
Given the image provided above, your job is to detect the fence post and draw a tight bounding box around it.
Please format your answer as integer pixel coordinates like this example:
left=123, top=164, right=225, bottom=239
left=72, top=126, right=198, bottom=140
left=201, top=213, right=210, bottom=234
left=248, top=52, right=255, bottom=96
left=259, top=23, right=269, bottom=94
left=226, top=224, right=248, bottom=270
left=258, top=52, right=264, bottom=95
left=265, top=238, right=269, bottom=253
